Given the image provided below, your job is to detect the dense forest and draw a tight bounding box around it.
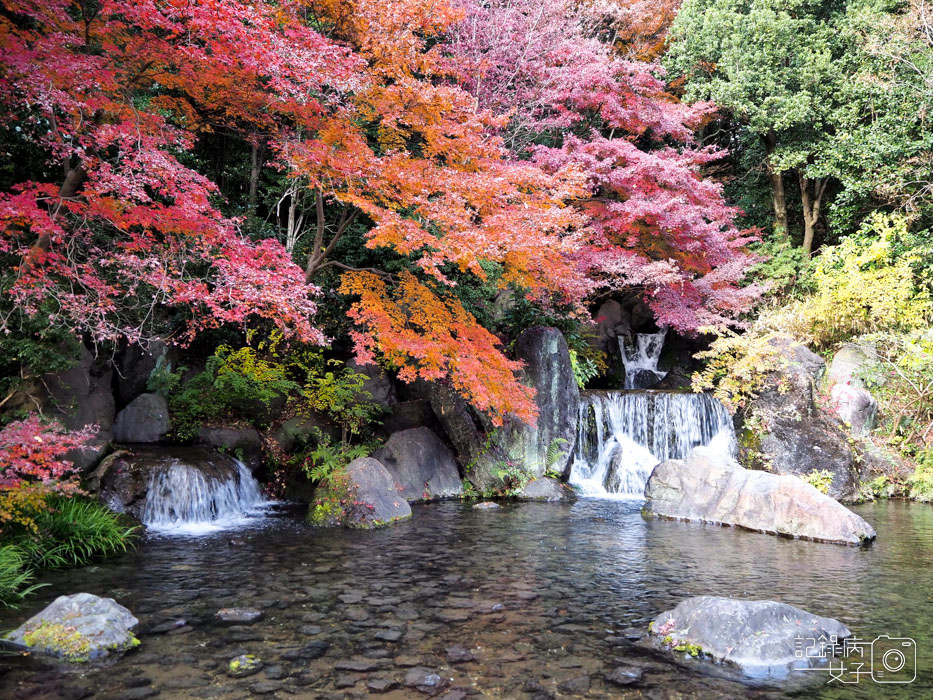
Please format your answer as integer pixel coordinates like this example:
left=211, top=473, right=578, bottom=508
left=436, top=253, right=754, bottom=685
left=1, top=0, right=932, bottom=645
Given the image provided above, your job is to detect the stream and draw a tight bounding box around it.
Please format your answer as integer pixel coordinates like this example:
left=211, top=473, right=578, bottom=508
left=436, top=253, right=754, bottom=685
left=2, top=499, right=931, bottom=699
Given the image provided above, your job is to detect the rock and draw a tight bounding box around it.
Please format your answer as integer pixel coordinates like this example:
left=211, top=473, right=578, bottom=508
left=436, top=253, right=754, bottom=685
left=429, top=327, right=579, bottom=493
left=308, top=457, right=412, bottom=529
left=367, top=678, right=400, bottom=693
left=604, top=665, right=643, bottom=687
left=504, top=327, right=580, bottom=480
left=472, top=501, right=500, bottom=510
left=516, top=477, right=576, bottom=502
left=5, top=593, right=139, bottom=663
left=271, top=414, right=337, bottom=454
left=380, top=400, right=438, bottom=436
left=644, top=447, right=877, bottom=546
left=347, top=358, right=397, bottom=407
left=248, top=681, right=282, bottom=694
left=98, top=446, right=245, bottom=520
left=592, top=299, right=632, bottom=354
left=215, top=608, right=263, bottom=625
left=114, top=339, right=171, bottom=407
left=113, top=394, right=171, bottom=443
left=826, top=344, right=878, bottom=435
left=557, top=676, right=590, bottom=694
left=403, top=667, right=448, bottom=695
left=739, top=335, right=861, bottom=501
left=627, top=368, right=663, bottom=390
left=373, top=427, right=462, bottom=502
left=445, top=645, right=475, bottom=663
left=650, top=596, right=850, bottom=677
left=196, top=427, right=263, bottom=471
left=227, top=654, right=263, bottom=678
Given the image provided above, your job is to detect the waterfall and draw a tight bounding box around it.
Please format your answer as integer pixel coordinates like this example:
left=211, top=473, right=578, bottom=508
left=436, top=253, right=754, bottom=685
left=143, top=458, right=267, bottom=533
left=570, top=391, right=735, bottom=498
left=620, top=328, right=668, bottom=389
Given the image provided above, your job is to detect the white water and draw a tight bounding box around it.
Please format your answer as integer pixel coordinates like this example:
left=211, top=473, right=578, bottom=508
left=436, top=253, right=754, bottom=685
left=619, top=328, right=668, bottom=389
left=570, top=391, right=736, bottom=498
left=142, top=459, right=268, bottom=535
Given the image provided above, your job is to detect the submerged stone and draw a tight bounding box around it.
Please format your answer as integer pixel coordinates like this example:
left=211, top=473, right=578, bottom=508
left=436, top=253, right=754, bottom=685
left=472, top=501, right=499, bottom=510
left=227, top=654, right=263, bottom=678
left=650, top=596, right=850, bottom=677
left=215, top=608, right=263, bottom=625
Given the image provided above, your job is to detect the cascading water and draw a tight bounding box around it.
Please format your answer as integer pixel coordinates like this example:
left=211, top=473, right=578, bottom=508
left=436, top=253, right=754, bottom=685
left=570, top=390, right=736, bottom=498
left=142, top=458, right=267, bottom=533
left=619, top=328, right=668, bottom=389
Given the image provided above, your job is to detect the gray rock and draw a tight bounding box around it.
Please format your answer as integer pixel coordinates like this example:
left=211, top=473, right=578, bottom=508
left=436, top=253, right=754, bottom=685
left=114, top=339, right=171, bottom=407
left=227, top=654, right=263, bottom=678
left=373, top=427, right=462, bottom=502
left=739, top=335, right=861, bottom=501
left=650, top=596, right=850, bottom=677
left=592, top=299, right=632, bottom=354
left=367, top=678, right=400, bottom=693
left=472, top=501, right=500, bottom=510
left=196, top=426, right=263, bottom=471
left=645, top=447, right=877, bottom=545
left=380, top=400, right=437, bottom=435
left=5, top=593, right=139, bottom=662
left=347, top=358, right=397, bottom=407
left=604, top=665, right=642, bottom=687
left=826, top=344, right=878, bottom=435
left=309, top=458, right=412, bottom=529
left=113, top=393, right=171, bottom=443
left=429, top=327, right=579, bottom=493
left=215, top=608, right=263, bottom=625
left=403, top=667, right=448, bottom=694
left=516, top=477, right=576, bottom=502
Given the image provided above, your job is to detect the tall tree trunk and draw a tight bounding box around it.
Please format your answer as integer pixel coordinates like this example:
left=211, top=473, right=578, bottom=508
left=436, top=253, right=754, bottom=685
left=798, top=171, right=828, bottom=257
left=248, top=141, right=263, bottom=213
left=761, top=132, right=788, bottom=239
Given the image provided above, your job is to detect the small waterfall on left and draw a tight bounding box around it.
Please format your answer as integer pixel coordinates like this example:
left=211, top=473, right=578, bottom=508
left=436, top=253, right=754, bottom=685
left=142, top=457, right=267, bottom=533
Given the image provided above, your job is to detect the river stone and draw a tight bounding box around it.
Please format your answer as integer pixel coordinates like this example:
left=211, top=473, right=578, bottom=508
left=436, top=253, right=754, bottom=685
left=472, top=501, right=499, bottom=510
left=113, top=393, right=171, bottom=443
left=739, top=336, right=861, bottom=501
left=516, top=477, right=576, bottom=502
left=645, top=447, right=877, bottom=545
left=227, top=654, right=263, bottom=677
left=309, top=457, right=412, bottom=529
left=196, top=426, right=263, bottom=471
left=5, top=593, right=139, bottom=663
left=650, top=596, right=850, bottom=677
left=215, top=608, right=263, bottom=624
left=373, top=427, right=462, bottom=502
left=826, top=344, right=878, bottom=436
left=403, top=667, right=448, bottom=694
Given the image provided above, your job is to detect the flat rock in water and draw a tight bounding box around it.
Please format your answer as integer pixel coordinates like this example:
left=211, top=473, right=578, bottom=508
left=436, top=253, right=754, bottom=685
left=472, top=501, right=499, bottom=510
left=516, top=477, right=576, bottom=502
left=650, top=596, right=850, bottom=677
left=644, top=447, right=876, bottom=545
left=227, top=654, right=263, bottom=678
left=404, top=666, right=449, bottom=694
left=215, top=608, right=263, bottom=624
left=5, top=593, right=139, bottom=663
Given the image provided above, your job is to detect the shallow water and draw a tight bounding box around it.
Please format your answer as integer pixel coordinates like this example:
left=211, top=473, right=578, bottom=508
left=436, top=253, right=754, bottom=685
left=1, top=499, right=931, bottom=699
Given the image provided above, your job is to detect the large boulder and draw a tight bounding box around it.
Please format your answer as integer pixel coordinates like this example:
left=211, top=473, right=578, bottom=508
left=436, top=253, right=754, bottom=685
left=347, top=358, right=397, bottom=407
left=309, top=457, right=411, bottom=528
left=113, top=339, right=171, bottom=407
left=650, top=596, right=850, bottom=678
left=112, top=393, right=171, bottom=443
left=5, top=593, right=139, bottom=663
left=98, top=446, right=243, bottom=520
left=644, top=447, right=876, bottom=546
left=825, top=344, right=878, bottom=436
left=372, top=427, right=462, bottom=502
left=430, top=327, right=579, bottom=493
left=516, top=477, right=576, bottom=502
left=592, top=299, right=632, bottom=354
left=739, top=335, right=861, bottom=502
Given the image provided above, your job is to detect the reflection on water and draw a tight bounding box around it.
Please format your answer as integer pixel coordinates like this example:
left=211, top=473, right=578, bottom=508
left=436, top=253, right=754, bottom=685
left=1, top=500, right=930, bottom=699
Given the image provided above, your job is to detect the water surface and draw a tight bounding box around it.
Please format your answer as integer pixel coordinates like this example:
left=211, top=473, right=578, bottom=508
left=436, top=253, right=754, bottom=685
left=2, top=499, right=930, bottom=699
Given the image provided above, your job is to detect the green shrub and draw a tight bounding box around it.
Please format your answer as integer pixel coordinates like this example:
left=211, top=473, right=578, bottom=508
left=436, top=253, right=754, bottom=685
left=908, top=450, right=933, bottom=503
left=300, top=430, right=375, bottom=484
left=12, top=495, right=138, bottom=569
left=800, top=469, right=834, bottom=494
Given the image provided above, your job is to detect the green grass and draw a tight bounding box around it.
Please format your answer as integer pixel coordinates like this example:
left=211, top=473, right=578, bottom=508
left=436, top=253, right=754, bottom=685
left=1, top=496, right=138, bottom=607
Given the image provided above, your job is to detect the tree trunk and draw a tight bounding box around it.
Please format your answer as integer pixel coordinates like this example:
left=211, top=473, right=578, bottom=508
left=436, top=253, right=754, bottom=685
left=248, top=141, right=263, bottom=212
left=761, top=133, right=788, bottom=239
left=798, top=171, right=828, bottom=258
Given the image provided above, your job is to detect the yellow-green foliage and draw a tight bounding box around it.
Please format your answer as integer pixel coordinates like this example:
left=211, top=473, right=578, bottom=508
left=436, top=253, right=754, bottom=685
left=692, top=327, right=787, bottom=413
left=800, top=469, right=834, bottom=494
left=908, top=451, right=933, bottom=502
left=779, top=214, right=933, bottom=347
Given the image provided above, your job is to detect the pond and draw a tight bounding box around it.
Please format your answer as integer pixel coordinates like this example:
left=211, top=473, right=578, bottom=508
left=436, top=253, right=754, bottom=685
left=1, top=499, right=931, bottom=699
